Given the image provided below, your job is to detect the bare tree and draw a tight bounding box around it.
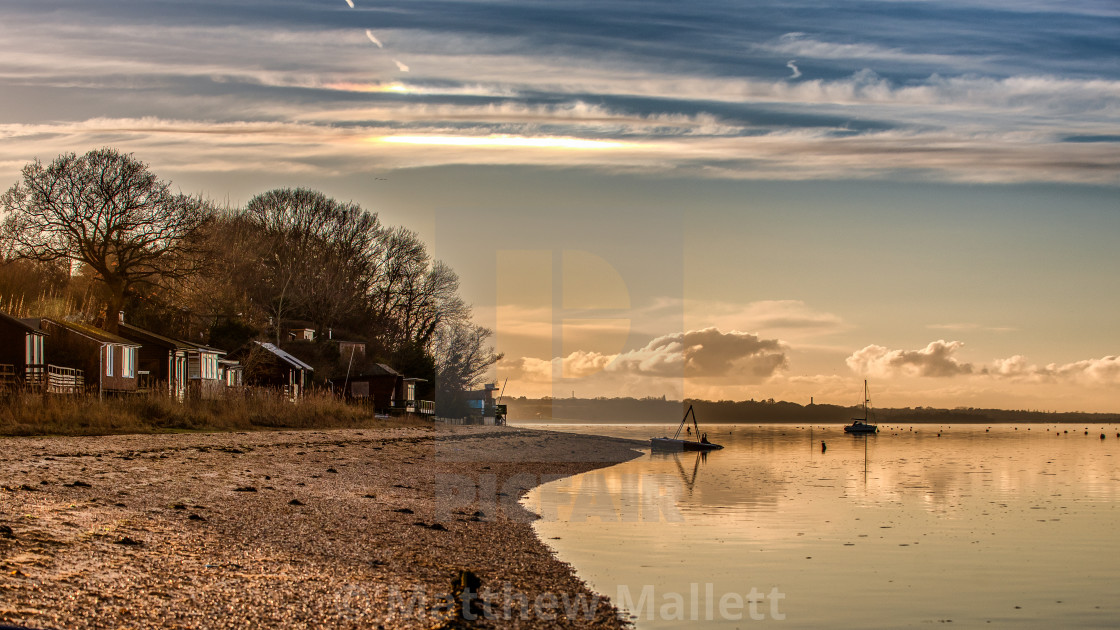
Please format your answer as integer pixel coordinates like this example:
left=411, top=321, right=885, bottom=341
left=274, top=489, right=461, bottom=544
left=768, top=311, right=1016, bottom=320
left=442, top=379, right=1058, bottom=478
left=433, top=321, right=502, bottom=416
left=371, top=227, right=470, bottom=351
left=0, top=148, right=212, bottom=332
left=242, top=188, right=382, bottom=340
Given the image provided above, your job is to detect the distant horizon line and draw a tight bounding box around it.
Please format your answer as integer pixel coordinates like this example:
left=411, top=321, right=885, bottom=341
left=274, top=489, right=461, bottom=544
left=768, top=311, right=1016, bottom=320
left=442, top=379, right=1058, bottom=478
left=502, top=395, right=1120, bottom=417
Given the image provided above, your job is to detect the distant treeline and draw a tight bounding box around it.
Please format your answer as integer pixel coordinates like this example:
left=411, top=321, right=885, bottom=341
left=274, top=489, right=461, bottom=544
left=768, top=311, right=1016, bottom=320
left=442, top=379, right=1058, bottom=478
left=507, top=397, right=1120, bottom=425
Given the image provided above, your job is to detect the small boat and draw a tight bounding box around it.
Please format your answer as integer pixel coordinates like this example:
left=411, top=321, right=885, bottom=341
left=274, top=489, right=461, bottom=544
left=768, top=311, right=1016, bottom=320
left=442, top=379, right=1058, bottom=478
left=651, top=405, right=724, bottom=451
left=844, top=380, right=878, bottom=434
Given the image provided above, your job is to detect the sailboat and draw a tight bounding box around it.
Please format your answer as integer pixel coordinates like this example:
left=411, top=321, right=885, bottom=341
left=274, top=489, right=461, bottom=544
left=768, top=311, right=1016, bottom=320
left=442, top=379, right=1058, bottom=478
left=650, top=405, right=724, bottom=451
left=844, top=380, right=878, bottom=434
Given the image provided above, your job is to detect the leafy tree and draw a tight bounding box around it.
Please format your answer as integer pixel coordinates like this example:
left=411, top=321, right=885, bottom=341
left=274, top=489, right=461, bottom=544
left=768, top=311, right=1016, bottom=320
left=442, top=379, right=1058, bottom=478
left=0, top=149, right=212, bottom=332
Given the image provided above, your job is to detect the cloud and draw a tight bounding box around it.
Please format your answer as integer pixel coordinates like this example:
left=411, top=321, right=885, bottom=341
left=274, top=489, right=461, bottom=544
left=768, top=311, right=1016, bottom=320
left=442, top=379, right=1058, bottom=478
left=615, top=328, right=788, bottom=379
left=1, top=8, right=1119, bottom=185
left=986, top=354, right=1120, bottom=386
left=766, top=33, right=965, bottom=67
left=786, top=60, right=801, bottom=79
left=928, top=322, right=1016, bottom=333
left=365, top=30, right=383, bottom=48
left=847, top=340, right=974, bottom=378
left=499, top=327, right=788, bottom=386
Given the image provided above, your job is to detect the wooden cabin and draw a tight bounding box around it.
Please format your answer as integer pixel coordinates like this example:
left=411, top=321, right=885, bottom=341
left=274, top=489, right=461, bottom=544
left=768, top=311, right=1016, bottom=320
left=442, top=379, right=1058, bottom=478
left=0, top=310, right=46, bottom=389
left=344, top=363, right=433, bottom=415
left=117, top=320, right=191, bottom=400
left=232, top=341, right=313, bottom=399
left=219, top=359, right=243, bottom=388
left=182, top=340, right=228, bottom=399
left=38, top=318, right=140, bottom=394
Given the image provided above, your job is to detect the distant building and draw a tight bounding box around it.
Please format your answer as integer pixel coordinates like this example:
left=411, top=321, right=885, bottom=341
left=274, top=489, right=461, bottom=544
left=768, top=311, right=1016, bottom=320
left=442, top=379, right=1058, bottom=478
left=464, top=383, right=503, bottom=425
left=288, top=328, right=316, bottom=342
left=337, top=340, right=366, bottom=361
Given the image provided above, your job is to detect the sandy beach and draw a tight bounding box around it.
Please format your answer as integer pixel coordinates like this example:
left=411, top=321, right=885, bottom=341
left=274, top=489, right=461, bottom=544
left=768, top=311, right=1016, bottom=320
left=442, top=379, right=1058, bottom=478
left=0, top=426, right=644, bottom=629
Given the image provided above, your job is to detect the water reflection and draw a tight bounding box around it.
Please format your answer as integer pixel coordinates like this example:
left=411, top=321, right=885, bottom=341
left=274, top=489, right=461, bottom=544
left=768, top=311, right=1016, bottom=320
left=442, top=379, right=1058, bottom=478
left=521, top=423, right=1120, bottom=629
left=650, top=450, right=705, bottom=496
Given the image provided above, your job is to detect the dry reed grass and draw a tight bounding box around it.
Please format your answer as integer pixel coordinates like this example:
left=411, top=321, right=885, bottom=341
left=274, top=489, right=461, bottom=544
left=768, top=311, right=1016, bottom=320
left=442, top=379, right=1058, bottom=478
left=0, top=388, right=424, bottom=436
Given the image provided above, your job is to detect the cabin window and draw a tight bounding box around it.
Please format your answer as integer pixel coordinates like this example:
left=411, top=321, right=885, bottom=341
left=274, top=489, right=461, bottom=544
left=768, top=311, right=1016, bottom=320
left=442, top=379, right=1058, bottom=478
left=123, top=347, right=136, bottom=378
left=105, top=345, right=114, bottom=376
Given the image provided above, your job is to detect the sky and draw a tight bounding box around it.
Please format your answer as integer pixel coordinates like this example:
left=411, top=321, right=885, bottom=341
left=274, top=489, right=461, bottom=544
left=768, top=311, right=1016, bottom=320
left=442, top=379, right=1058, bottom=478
left=1, top=0, right=1118, bottom=412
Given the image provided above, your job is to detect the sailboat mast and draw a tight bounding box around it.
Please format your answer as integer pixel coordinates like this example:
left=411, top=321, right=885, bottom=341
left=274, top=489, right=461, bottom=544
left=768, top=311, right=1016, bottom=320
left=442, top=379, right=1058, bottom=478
left=863, top=379, right=869, bottom=421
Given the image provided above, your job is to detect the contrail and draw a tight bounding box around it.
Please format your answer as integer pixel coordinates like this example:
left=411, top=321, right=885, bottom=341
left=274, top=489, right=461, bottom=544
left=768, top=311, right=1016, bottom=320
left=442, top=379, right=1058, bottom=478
left=393, top=59, right=410, bottom=72
left=344, top=0, right=354, bottom=7
left=786, top=60, right=802, bottom=79
left=365, top=29, right=383, bottom=48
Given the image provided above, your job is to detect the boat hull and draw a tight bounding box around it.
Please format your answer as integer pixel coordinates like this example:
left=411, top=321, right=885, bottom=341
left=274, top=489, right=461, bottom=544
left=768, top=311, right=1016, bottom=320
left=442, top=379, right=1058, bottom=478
left=650, top=438, right=724, bottom=451
left=844, top=423, right=878, bottom=434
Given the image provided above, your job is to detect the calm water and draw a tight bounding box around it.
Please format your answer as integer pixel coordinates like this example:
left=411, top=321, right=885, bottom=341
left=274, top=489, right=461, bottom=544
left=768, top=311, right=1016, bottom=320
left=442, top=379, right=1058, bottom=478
left=517, top=422, right=1120, bottom=628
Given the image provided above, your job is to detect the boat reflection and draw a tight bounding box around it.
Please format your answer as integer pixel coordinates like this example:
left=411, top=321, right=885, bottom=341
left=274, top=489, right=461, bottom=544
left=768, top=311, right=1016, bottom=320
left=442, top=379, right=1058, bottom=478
left=650, top=450, right=707, bottom=496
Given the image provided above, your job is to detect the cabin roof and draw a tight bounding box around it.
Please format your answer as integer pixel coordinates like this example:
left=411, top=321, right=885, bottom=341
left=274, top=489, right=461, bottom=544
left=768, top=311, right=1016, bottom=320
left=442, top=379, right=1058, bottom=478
left=179, top=338, right=227, bottom=356
left=0, top=310, right=45, bottom=335
left=255, top=342, right=314, bottom=371
left=118, top=322, right=193, bottom=350
left=44, top=318, right=139, bottom=346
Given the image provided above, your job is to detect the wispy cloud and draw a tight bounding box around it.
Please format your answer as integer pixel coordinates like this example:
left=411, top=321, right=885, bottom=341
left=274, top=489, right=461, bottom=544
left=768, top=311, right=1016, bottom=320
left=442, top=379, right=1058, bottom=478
left=0, top=3, right=1117, bottom=185
left=927, top=323, right=1016, bottom=333
left=765, top=33, right=970, bottom=67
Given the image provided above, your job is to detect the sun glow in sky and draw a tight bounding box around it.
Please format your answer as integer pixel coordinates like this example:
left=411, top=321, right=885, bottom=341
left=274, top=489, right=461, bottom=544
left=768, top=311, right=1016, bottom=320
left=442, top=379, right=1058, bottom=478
left=326, top=82, right=411, bottom=94
left=374, top=135, right=629, bottom=150
left=1, top=0, right=1118, bottom=411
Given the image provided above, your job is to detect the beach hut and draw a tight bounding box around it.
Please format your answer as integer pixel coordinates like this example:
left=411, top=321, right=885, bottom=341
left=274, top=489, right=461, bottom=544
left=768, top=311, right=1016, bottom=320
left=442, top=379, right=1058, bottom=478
left=38, top=318, right=140, bottom=395
left=0, top=309, right=47, bottom=390
left=117, top=316, right=192, bottom=399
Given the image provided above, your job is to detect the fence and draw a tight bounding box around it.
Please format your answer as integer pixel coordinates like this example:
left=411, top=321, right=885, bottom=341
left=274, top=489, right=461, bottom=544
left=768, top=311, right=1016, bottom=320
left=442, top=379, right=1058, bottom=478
left=44, top=365, right=84, bottom=394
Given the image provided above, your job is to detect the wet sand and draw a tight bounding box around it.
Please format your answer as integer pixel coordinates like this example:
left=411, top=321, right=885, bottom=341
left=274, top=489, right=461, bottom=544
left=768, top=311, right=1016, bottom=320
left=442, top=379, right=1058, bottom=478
left=0, top=426, right=644, bottom=629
